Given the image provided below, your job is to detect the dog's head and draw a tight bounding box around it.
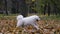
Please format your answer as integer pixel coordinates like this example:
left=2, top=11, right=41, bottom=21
left=33, top=15, right=40, bottom=21
left=36, top=16, right=40, bottom=21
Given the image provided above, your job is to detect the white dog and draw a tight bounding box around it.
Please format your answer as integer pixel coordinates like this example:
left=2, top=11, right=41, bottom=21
left=16, top=15, right=40, bottom=30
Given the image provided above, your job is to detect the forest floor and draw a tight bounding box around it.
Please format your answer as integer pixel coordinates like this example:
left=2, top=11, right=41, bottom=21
left=0, top=15, right=60, bottom=34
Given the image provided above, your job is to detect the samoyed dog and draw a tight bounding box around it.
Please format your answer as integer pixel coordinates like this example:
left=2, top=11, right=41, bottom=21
left=16, top=15, right=40, bottom=30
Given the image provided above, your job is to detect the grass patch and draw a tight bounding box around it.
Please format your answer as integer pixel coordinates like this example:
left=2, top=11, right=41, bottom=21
left=40, top=15, right=60, bottom=20
left=0, top=14, right=60, bottom=20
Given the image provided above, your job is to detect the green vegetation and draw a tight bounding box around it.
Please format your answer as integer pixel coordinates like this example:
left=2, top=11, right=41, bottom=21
left=0, top=14, right=60, bottom=20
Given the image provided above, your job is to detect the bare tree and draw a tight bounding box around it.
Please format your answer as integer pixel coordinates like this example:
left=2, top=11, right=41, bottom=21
left=48, top=2, right=50, bottom=16
left=44, top=3, right=47, bottom=15
left=11, top=0, right=16, bottom=14
left=19, top=0, right=28, bottom=17
left=4, top=0, right=8, bottom=15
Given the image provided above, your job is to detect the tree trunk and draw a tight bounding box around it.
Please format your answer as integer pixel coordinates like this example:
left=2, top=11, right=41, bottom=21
left=5, top=0, right=8, bottom=15
left=53, top=4, right=57, bottom=15
left=44, top=3, right=47, bottom=15
left=19, top=0, right=28, bottom=17
left=16, top=0, right=19, bottom=13
left=51, top=0, right=58, bottom=15
left=7, top=0, right=12, bottom=15
left=11, top=0, right=16, bottom=14
left=48, top=3, right=50, bottom=16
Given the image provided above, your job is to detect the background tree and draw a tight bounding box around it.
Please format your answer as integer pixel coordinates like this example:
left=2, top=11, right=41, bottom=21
left=19, top=0, right=28, bottom=17
left=11, top=0, right=16, bottom=14
left=48, top=2, right=50, bottom=16
left=4, top=0, right=8, bottom=15
left=0, top=0, right=60, bottom=16
left=44, top=3, right=47, bottom=15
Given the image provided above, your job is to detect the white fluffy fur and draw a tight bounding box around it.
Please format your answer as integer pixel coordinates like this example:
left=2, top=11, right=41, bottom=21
left=16, top=15, right=40, bottom=30
left=17, top=15, right=23, bottom=20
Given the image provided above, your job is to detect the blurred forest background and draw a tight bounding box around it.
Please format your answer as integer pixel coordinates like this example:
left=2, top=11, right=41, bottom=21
left=0, top=0, right=60, bottom=16
left=0, top=0, right=60, bottom=34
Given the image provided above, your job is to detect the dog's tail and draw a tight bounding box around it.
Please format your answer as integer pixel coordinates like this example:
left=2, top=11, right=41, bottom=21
left=17, top=15, right=23, bottom=20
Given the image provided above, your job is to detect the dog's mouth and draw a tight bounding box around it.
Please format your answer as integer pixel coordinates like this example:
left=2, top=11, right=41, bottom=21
left=36, top=19, right=39, bottom=21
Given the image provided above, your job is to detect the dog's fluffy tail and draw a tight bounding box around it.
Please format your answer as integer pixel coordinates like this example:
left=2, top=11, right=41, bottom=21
left=17, top=15, right=23, bottom=20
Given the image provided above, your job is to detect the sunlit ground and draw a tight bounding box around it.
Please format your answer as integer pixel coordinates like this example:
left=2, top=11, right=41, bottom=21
left=0, top=14, right=60, bottom=34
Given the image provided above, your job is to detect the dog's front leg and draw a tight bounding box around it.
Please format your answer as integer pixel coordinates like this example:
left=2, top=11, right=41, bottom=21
left=32, top=23, right=40, bottom=30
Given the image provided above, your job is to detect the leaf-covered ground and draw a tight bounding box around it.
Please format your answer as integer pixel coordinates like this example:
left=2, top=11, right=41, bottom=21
left=0, top=15, right=60, bottom=34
